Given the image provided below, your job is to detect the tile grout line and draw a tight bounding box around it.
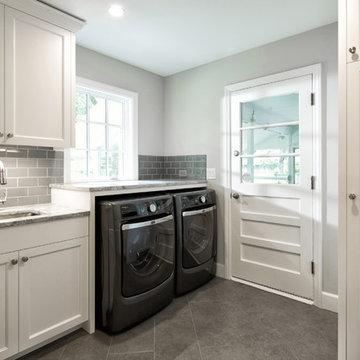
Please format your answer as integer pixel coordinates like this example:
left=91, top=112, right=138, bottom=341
left=188, top=301, right=204, bottom=360
left=105, top=334, right=114, bottom=360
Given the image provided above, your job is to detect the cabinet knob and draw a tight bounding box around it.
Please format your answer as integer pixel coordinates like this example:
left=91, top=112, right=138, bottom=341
left=349, top=193, right=357, bottom=200
left=232, top=192, right=240, bottom=199
left=0, top=132, right=3, bottom=138
left=22, top=256, right=29, bottom=263
left=349, top=47, right=357, bottom=54
left=11, top=259, right=18, bottom=265
left=7, top=133, right=13, bottom=138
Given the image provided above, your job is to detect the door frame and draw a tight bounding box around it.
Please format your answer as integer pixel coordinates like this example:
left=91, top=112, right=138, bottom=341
left=223, top=64, right=323, bottom=307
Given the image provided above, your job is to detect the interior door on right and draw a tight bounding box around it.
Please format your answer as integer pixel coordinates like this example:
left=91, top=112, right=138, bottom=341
left=230, top=75, right=314, bottom=299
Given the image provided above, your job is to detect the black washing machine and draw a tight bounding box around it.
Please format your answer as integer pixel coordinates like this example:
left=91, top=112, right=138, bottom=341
left=96, top=195, right=175, bottom=333
left=173, top=189, right=217, bottom=295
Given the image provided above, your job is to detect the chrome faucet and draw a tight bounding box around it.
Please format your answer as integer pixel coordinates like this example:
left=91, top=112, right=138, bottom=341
left=0, top=160, right=7, bottom=185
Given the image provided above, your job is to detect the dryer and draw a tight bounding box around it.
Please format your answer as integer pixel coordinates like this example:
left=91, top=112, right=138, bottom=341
left=96, top=195, right=175, bottom=333
left=173, top=189, right=217, bottom=295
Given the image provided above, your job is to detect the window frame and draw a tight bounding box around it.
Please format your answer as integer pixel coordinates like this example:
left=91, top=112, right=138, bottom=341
left=64, top=77, right=138, bottom=182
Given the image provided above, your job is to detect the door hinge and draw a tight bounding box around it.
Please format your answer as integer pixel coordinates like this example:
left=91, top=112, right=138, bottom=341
left=311, top=261, right=315, bottom=275
left=311, top=176, right=315, bottom=190
left=311, top=93, right=315, bottom=106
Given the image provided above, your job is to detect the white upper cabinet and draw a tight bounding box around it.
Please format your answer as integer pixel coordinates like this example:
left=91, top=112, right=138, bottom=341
left=0, top=4, right=4, bottom=143
left=0, top=0, right=84, bottom=147
left=347, top=0, right=360, bottom=62
left=4, top=7, right=72, bottom=147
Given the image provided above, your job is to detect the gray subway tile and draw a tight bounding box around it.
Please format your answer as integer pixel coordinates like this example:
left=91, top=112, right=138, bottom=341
left=38, top=195, right=51, bottom=204
left=18, top=196, right=38, bottom=206
left=18, top=159, right=38, bottom=168
left=29, top=168, right=47, bottom=177
left=0, top=158, right=17, bottom=167
left=48, top=168, right=63, bottom=177
left=7, top=187, right=28, bottom=197
left=18, top=178, right=38, bottom=187
left=7, top=168, right=27, bottom=177
left=6, top=149, right=27, bottom=158
left=29, top=187, right=48, bottom=196
left=28, top=149, right=47, bottom=158
left=38, top=159, right=56, bottom=168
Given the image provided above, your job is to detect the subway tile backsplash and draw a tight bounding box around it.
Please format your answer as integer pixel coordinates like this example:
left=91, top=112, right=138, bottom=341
left=138, top=154, right=206, bottom=180
left=0, top=145, right=64, bottom=207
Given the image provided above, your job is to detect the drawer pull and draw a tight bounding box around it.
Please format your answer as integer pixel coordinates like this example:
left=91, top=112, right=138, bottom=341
left=22, top=256, right=29, bottom=263
left=11, top=259, right=18, bottom=265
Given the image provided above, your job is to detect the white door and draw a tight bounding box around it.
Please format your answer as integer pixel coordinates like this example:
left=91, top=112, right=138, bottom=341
left=0, top=4, right=4, bottom=144
left=347, top=0, right=360, bottom=63
left=4, top=7, right=72, bottom=147
left=19, top=238, right=88, bottom=351
left=0, top=252, right=18, bottom=360
left=230, top=75, right=314, bottom=299
left=346, top=60, right=360, bottom=359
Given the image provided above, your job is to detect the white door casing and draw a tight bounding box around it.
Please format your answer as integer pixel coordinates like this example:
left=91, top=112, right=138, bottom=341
left=18, top=238, right=88, bottom=351
left=0, top=252, right=18, bottom=360
left=229, top=73, right=315, bottom=300
left=0, top=4, right=4, bottom=144
left=4, top=7, right=72, bottom=147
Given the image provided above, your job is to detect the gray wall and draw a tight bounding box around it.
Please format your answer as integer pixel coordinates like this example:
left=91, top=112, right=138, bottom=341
left=163, top=23, right=338, bottom=295
left=76, top=46, right=165, bottom=156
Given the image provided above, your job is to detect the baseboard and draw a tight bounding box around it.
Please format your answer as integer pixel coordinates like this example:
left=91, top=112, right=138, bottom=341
left=216, top=263, right=225, bottom=278
left=321, top=291, right=338, bottom=313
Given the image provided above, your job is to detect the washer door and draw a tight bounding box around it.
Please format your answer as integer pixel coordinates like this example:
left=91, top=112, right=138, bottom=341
left=182, top=205, right=216, bottom=268
left=121, top=215, right=175, bottom=297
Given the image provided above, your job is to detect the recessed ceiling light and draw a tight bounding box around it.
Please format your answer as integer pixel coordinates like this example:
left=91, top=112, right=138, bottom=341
left=108, top=4, right=125, bottom=18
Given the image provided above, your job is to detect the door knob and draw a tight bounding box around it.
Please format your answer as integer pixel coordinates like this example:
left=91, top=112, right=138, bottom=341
left=232, top=192, right=240, bottom=199
left=349, top=47, right=357, bottom=54
left=349, top=193, right=357, bottom=200
left=11, top=259, right=18, bottom=265
left=22, top=256, right=29, bottom=263
left=233, top=150, right=240, bottom=157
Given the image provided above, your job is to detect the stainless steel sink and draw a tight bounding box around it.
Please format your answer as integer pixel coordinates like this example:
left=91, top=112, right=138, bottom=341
left=0, top=211, right=42, bottom=220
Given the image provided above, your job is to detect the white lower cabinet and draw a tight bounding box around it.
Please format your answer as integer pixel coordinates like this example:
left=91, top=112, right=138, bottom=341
left=0, top=221, right=88, bottom=360
left=0, top=252, right=18, bottom=360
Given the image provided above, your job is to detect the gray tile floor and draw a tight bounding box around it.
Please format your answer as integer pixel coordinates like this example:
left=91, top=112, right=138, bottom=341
left=20, top=277, right=337, bottom=360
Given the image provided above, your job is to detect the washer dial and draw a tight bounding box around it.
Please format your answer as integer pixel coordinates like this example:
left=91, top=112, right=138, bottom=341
left=149, top=203, right=157, bottom=213
left=200, top=195, right=207, bottom=204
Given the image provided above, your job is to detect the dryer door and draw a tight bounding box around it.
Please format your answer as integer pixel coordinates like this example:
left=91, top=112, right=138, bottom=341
left=121, top=215, right=175, bottom=297
left=182, top=205, right=216, bottom=268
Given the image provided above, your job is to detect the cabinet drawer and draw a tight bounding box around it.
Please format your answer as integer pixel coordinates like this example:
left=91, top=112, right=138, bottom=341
left=0, top=217, right=89, bottom=254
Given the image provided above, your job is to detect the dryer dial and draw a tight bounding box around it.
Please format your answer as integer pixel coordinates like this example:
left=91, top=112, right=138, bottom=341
left=200, top=195, right=207, bottom=204
left=149, top=203, right=157, bottom=213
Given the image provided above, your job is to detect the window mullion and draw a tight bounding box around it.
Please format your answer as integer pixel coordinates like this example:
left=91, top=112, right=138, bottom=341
left=86, top=93, right=90, bottom=177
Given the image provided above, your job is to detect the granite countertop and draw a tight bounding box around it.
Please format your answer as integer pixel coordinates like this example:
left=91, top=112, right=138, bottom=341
left=50, top=180, right=207, bottom=192
left=0, top=204, right=90, bottom=229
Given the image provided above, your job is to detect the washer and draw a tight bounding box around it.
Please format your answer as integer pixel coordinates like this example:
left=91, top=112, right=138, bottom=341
left=173, top=189, right=217, bottom=295
left=96, top=195, right=175, bottom=333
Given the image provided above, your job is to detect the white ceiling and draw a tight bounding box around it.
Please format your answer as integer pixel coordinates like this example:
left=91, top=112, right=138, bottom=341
left=41, top=0, right=338, bottom=76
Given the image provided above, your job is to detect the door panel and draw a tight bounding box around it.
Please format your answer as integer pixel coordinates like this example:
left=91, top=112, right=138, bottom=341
left=231, top=75, right=314, bottom=299
left=347, top=0, right=360, bottom=63
left=4, top=7, right=71, bottom=146
left=346, top=61, right=360, bottom=359
left=19, top=238, right=88, bottom=350
left=0, top=252, right=18, bottom=360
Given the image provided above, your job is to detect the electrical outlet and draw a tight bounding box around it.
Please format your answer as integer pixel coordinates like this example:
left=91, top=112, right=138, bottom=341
left=179, top=169, right=187, bottom=177
left=0, top=188, right=7, bottom=204
left=207, top=168, right=216, bottom=180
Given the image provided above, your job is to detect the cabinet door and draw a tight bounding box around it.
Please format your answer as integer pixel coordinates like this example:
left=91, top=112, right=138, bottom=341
left=0, top=4, right=4, bottom=144
left=347, top=0, right=360, bottom=62
left=4, top=7, right=73, bottom=147
left=347, top=61, right=360, bottom=359
left=0, top=252, right=18, bottom=360
left=19, top=238, right=88, bottom=351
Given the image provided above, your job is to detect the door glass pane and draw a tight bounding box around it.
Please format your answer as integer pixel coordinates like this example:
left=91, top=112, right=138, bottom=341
left=71, top=150, right=87, bottom=179
left=242, top=156, right=300, bottom=184
left=108, top=100, right=123, bottom=126
left=89, top=123, right=106, bottom=150
left=89, top=151, right=107, bottom=177
left=241, top=125, right=299, bottom=156
left=88, top=96, right=105, bottom=123
left=241, top=93, right=299, bottom=127
left=108, top=126, right=123, bottom=152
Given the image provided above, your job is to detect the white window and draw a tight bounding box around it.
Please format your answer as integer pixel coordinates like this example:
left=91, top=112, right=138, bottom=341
left=68, top=78, right=138, bottom=181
